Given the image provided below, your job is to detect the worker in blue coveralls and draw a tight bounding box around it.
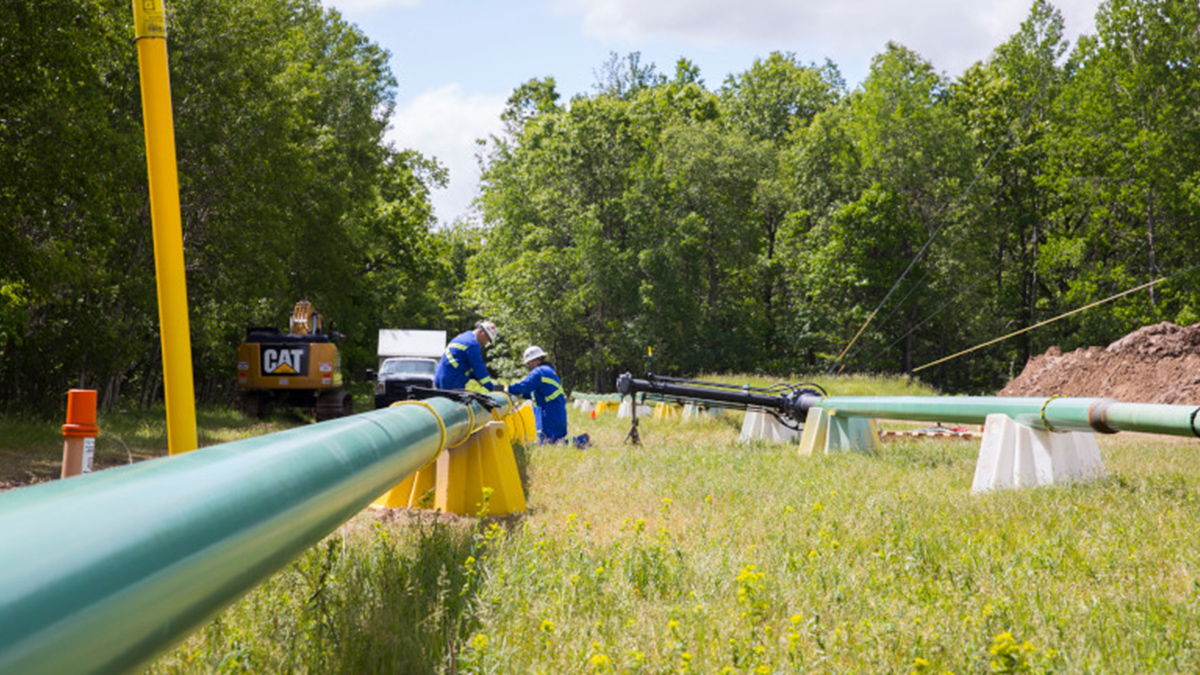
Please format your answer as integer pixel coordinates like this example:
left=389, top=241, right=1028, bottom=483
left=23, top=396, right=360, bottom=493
left=506, top=345, right=569, bottom=444
left=435, top=320, right=499, bottom=391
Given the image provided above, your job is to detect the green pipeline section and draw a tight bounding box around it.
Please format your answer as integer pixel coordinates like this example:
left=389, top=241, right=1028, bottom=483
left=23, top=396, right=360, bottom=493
left=0, top=393, right=512, bottom=675
left=815, top=396, right=1200, bottom=438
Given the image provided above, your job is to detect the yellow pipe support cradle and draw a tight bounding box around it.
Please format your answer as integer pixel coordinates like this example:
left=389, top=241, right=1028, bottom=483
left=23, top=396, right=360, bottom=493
left=501, top=400, right=535, bottom=445
left=504, top=411, right=518, bottom=442
left=372, top=404, right=529, bottom=516
left=374, top=472, right=417, bottom=509
left=478, top=421, right=526, bottom=515
left=653, top=402, right=681, bottom=421
left=518, top=402, right=537, bottom=442
left=409, top=462, right=438, bottom=509
left=133, top=0, right=196, bottom=454
left=372, top=401, right=447, bottom=509
left=435, top=436, right=470, bottom=514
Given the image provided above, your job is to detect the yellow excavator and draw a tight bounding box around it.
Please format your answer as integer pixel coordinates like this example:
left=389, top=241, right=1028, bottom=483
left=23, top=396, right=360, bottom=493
left=236, top=300, right=353, bottom=421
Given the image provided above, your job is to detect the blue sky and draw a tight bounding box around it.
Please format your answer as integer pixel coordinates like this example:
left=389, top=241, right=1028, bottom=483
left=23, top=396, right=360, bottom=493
left=320, top=0, right=1104, bottom=226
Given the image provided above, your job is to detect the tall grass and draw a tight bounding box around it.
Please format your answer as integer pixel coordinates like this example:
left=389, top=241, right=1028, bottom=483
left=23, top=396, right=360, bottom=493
left=694, top=372, right=940, bottom=397
left=0, top=405, right=306, bottom=486
left=146, top=381, right=1200, bottom=674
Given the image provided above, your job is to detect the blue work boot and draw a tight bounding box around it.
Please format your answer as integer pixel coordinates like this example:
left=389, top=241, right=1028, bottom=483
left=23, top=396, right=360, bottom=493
left=572, top=433, right=592, bottom=450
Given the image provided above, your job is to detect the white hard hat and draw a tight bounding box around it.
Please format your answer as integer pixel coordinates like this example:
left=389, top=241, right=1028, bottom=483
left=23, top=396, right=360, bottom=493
left=522, top=345, right=547, bottom=364
left=477, top=320, right=499, bottom=342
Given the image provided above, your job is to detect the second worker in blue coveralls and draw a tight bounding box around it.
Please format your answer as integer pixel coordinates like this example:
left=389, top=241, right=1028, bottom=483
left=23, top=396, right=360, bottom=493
left=435, top=320, right=500, bottom=391
left=506, top=345, right=568, bottom=444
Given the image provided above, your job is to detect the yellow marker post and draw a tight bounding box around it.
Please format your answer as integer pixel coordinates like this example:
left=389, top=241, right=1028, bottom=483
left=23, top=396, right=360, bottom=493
left=132, top=0, right=197, bottom=454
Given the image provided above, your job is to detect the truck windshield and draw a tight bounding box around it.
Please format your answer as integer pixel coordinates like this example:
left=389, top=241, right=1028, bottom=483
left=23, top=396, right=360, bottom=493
left=380, top=359, right=436, bottom=377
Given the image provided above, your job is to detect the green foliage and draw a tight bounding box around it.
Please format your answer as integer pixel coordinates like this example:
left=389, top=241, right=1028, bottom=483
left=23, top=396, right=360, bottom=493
left=1039, top=0, right=1200, bottom=349
left=0, top=0, right=444, bottom=412
left=149, top=513, right=501, bottom=674
left=8, top=0, right=1200, bottom=411
left=473, top=1, right=1200, bottom=394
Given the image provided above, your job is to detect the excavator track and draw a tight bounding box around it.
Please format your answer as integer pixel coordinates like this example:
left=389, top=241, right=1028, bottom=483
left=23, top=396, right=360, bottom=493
left=314, top=390, right=353, bottom=422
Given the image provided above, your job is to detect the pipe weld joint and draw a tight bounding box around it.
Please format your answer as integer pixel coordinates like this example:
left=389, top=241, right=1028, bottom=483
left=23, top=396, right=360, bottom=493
left=1087, top=399, right=1119, bottom=434
left=1040, top=395, right=1062, bottom=433
left=1190, top=407, right=1200, bottom=440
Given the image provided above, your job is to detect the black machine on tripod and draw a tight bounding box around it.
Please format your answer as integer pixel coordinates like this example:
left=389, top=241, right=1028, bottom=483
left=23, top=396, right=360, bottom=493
left=614, top=372, right=827, bottom=445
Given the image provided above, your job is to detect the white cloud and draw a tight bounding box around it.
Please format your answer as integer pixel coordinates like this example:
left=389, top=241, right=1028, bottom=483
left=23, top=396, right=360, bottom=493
left=387, top=84, right=507, bottom=226
left=553, top=0, right=1101, bottom=77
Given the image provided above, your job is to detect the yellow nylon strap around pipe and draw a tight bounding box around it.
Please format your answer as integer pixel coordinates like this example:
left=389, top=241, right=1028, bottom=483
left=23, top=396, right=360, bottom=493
left=133, top=0, right=197, bottom=454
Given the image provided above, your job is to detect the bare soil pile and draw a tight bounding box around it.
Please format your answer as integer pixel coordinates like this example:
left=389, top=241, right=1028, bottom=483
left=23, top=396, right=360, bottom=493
left=998, top=321, right=1200, bottom=404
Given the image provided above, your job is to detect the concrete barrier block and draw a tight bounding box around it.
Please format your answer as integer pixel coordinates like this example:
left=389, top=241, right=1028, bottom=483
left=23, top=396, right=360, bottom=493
left=972, top=413, right=1106, bottom=493
left=740, top=408, right=799, bottom=444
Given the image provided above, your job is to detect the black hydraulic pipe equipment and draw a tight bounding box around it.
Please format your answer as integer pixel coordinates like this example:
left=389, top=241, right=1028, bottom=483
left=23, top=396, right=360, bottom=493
left=615, top=372, right=825, bottom=425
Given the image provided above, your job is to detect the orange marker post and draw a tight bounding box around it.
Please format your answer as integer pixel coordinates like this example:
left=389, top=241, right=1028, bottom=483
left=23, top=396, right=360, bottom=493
left=62, top=389, right=100, bottom=478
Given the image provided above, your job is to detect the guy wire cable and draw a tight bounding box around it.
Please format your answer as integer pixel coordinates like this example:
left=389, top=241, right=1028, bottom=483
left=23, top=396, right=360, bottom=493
left=827, top=72, right=1054, bottom=373
left=863, top=273, right=990, bottom=364
left=836, top=266, right=935, bottom=367
left=913, top=265, right=1200, bottom=373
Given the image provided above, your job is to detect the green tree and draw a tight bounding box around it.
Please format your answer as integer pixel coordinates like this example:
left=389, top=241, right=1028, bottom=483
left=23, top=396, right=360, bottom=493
left=786, top=43, right=974, bottom=380
left=475, top=87, right=651, bottom=389
left=946, top=0, right=1070, bottom=383
left=1043, top=0, right=1200, bottom=346
left=0, top=0, right=442, bottom=412
left=632, top=122, right=770, bottom=373
left=0, top=0, right=149, bottom=410
left=720, top=52, right=844, bottom=363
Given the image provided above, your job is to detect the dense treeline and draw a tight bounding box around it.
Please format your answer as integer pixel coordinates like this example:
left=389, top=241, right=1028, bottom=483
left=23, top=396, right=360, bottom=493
left=470, top=0, right=1200, bottom=393
left=3, top=0, right=1199, bottom=414
left=1, top=0, right=464, bottom=412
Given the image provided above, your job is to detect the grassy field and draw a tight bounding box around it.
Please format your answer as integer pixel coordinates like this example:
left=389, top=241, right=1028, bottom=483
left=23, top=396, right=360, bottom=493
left=114, top=375, right=1200, bottom=674
left=0, top=405, right=308, bottom=488
left=6, top=377, right=1200, bottom=673
left=0, top=382, right=380, bottom=486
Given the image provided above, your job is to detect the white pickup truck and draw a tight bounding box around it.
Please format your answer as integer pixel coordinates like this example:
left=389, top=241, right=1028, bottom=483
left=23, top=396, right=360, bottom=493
left=371, top=329, right=446, bottom=408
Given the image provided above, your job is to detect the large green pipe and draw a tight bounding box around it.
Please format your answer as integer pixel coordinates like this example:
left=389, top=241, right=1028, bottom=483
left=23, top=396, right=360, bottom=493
left=0, top=393, right=511, bottom=675
left=815, top=396, right=1200, bottom=438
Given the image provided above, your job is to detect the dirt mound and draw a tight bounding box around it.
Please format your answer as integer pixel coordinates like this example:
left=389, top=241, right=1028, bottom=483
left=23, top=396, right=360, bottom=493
left=999, top=322, right=1200, bottom=404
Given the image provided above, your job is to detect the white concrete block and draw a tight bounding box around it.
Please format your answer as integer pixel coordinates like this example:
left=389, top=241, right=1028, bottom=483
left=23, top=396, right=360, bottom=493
left=972, top=413, right=1106, bottom=493
left=617, top=399, right=632, bottom=419
left=740, top=407, right=800, bottom=444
